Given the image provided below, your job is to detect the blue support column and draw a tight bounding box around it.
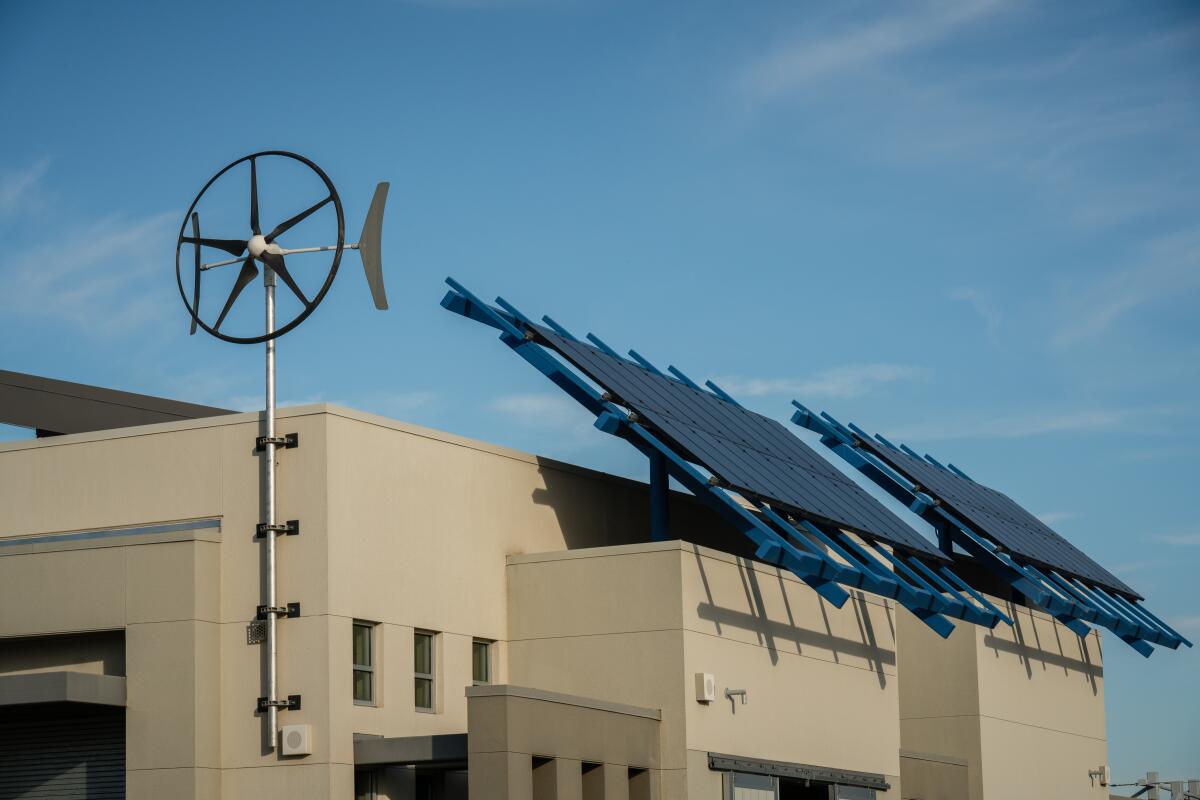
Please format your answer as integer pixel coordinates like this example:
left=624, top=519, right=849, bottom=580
left=649, top=451, right=670, bottom=542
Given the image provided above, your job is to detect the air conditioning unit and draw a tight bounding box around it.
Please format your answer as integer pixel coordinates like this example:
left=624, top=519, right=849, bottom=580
left=695, top=672, right=716, bottom=703
left=280, top=724, right=313, bottom=757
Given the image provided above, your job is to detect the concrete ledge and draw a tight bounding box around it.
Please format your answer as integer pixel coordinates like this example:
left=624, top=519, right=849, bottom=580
left=0, top=671, right=127, bottom=707
left=355, top=733, right=468, bottom=766
left=0, top=518, right=221, bottom=556
left=709, top=752, right=890, bottom=791
left=466, top=684, right=661, bottom=721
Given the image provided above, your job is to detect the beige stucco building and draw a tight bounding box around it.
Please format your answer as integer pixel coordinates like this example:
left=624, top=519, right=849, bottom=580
left=0, top=402, right=1111, bottom=799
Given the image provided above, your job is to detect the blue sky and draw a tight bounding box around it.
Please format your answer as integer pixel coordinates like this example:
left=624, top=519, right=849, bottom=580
left=2, top=0, right=1197, bottom=782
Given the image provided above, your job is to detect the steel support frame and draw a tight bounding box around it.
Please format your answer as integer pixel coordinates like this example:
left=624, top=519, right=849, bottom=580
left=442, top=279, right=975, bottom=637
left=789, top=402, right=1183, bottom=656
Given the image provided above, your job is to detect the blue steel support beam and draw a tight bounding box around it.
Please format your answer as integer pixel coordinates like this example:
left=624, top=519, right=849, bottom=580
left=540, top=315, right=578, bottom=340
left=649, top=452, right=670, bottom=543
left=704, top=380, right=742, bottom=407
left=755, top=504, right=861, bottom=586
left=869, top=542, right=965, bottom=618
left=1104, top=591, right=1188, bottom=648
left=792, top=404, right=1055, bottom=605
left=751, top=504, right=853, bottom=607
left=594, top=411, right=851, bottom=609
left=586, top=333, right=621, bottom=358
left=936, top=565, right=1014, bottom=626
left=443, top=280, right=866, bottom=613
left=667, top=366, right=703, bottom=391
left=946, top=463, right=973, bottom=481
left=1115, top=597, right=1192, bottom=648
left=1036, top=568, right=1119, bottom=628
left=445, top=280, right=974, bottom=637
left=905, top=556, right=1001, bottom=628
left=957, top=536, right=1094, bottom=638
left=828, top=533, right=954, bottom=639
left=1033, top=568, right=1159, bottom=655
left=1065, top=579, right=1167, bottom=650
left=921, top=453, right=950, bottom=471
left=832, top=532, right=951, bottom=615
left=627, top=350, right=667, bottom=377
left=790, top=519, right=903, bottom=597
left=789, top=403, right=1114, bottom=641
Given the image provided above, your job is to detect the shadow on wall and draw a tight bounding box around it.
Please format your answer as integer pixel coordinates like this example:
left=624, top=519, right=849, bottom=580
left=983, top=604, right=1103, bottom=695
left=529, top=457, right=755, bottom=554
left=530, top=461, right=895, bottom=689
left=692, top=551, right=895, bottom=691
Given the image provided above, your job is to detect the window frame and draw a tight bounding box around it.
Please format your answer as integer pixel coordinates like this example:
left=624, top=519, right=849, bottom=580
left=472, top=638, right=493, bottom=686
left=352, top=620, right=376, bottom=707
left=414, top=629, right=436, bottom=712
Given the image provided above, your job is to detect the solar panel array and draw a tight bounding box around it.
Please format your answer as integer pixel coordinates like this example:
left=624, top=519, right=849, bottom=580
left=533, top=325, right=945, bottom=560
left=856, top=438, right=1138, bottom=598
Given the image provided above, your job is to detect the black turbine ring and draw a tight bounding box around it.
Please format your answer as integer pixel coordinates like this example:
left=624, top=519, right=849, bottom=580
left=175, top=150, right=345, bottom=345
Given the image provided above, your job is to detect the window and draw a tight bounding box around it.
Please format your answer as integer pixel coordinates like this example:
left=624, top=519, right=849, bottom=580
left=472, top=639, right=492, bottom=685
left=353, top=621, right=375, bottom=705
left=414, top=630, right=436, bottom=711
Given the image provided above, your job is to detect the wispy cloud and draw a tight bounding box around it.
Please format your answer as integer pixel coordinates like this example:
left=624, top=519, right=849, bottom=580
left=949, top=287, right=1002, bottom=344
left=739, top=0, right=1006, bottom=101
left=889, top=408, right=1125, bottom=442
left=733, top=7, right=1200, bottom=229
left=491, top=392, right=596, bottom=447
left=1052, top=228, right=1200, bottom=347
left=717, top=363, right=925, bottom=399
left=1036, top=511, right=1078, bottom=525
left=0, top=157, right=50, bottom=215
left=1151, top=532, right=1200, bottom=547
left=888, top=403, right=1194, bottom=442
left=1108, top=560, right=1162, bottom=577
left=0, top=211, right=178, bottom=334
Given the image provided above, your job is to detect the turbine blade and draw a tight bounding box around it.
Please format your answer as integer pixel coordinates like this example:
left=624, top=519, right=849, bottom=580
left=250, top=157, right=260, bottom=235
left=260, top=251, right=309, bottom=306
left=357, top=182, right=389, bottom=310
left=190, top=212, right=201, bottom=335
left=264, top=195, right=333, bottom=244
left=214, top=258, right=260, bottom=332
left=179, top=236, right=247, bottom=257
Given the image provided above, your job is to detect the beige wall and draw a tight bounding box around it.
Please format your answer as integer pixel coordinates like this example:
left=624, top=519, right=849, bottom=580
left=507, top=542, right=902, bottom=799
left=898, top=595, right=1107, bottom=800
left=0, top=406, right=726, bottom=800
left=0, top=405, right=1112, bottom=800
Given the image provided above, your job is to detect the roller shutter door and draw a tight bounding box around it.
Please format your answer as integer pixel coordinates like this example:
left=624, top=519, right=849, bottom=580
left=0, top=704, right=124, bottom=799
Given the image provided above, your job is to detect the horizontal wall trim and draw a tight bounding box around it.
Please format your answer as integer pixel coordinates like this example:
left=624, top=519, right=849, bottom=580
left=0, top=519, right=220, bottom=554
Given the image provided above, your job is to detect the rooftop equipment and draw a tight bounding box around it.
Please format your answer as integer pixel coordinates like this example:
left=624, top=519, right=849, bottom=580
left=791, top=405, right=1191, bottom=657
left=441, top=278, right=1010, bottom=638
left=175, top=150, right=390, bottom=748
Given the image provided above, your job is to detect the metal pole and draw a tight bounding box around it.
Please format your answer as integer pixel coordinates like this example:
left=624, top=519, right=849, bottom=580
left=264, top=268, right=279, bottom=746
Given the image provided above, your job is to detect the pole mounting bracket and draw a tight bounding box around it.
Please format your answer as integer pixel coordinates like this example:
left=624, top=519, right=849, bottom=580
left=256, top=602, right=301, bottom=620
left=257, top=695, right=302, bottom=712
left=256, top=520, right=300, bottom=538
left=256, top=432, right=299, bottom=451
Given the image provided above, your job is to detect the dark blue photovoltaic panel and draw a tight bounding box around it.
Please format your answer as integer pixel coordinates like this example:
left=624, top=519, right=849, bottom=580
left=856, top=438, right=1138, bottom=598
left=533, top=326, right=945, bottom=560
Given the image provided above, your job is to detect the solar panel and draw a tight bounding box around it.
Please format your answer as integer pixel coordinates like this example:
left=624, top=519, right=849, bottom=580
left=854, top=438, right=1138, bottom=598
left=532, top=325, right=945, bottom=560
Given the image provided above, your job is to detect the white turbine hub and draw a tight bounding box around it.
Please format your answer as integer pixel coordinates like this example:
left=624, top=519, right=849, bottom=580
left=248, top=234, right=268, bottom=257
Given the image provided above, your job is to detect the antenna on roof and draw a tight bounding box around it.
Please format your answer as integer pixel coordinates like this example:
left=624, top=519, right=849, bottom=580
left=174, top=150, right=390, bottom=750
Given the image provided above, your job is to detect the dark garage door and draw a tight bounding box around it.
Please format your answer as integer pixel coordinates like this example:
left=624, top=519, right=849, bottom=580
left=0, top=704, right=124, bottom=799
